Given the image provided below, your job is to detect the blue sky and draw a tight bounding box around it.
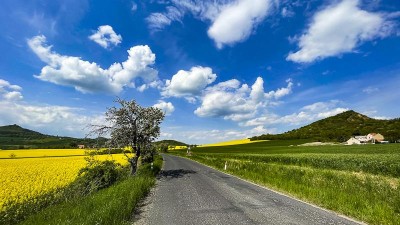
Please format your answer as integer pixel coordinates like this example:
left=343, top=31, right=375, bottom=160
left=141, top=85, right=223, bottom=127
left=0, top=0, right=399, bottom=144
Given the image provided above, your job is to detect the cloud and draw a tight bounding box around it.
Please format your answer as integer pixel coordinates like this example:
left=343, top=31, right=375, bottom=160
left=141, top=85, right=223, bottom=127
left=287, top=0, right=396, bottom=63
left=0, top=79, right=103, bottom=137
left=0, top=79, right=23, bottom=101
left=265, top=78, right=293, bottom=99
left=147, top=0, right=275, bottom=48
left=162, top=125, right=274, bottom=144
left=207, top=0, right=273, bottom=48
left=281, top=7, right=295, bottom=18
left=244, top=100, right=348, bottom=126
left=131, top=2, right=138, bottom=12
left=153, top=100, right=175, bottom=116
left=28, top=35, right=158, bottom=94
left=146, top=6, right=184, bottom=31
left=159, top=132, right=173, bottom=139
left=362, top=86, right=379, bottom=94
left=0, top=101, right=104, bottom=137
left=162, top=66, right=216, bottom=100
left=194, top=77, right=293, bottom=122
left=89, top=25, right=122, bottom=49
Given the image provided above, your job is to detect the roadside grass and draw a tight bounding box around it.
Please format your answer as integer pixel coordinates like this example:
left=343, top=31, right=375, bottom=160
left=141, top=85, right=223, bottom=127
left=18, top=156, right=162, bottom=225
left=171, top=141, right=400, bottom=225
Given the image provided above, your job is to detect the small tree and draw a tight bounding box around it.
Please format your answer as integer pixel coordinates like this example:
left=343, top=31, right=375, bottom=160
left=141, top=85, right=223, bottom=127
left=89, top=98, right=164, bottom=175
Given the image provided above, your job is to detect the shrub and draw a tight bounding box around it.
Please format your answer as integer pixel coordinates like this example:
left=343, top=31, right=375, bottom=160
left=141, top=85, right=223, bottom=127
left=76, top=159, right=125, bottom=195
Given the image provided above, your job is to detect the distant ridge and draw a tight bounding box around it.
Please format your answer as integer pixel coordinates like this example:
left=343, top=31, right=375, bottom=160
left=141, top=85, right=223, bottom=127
left=154, top=139, right=187, bottom=146
left=251, top=110, right=400, bottom=142
left=0, top=125, right=186, bottom=149
left=0, top=124, right=48, bottom=138
left=0, top=124, right=106, bottom=150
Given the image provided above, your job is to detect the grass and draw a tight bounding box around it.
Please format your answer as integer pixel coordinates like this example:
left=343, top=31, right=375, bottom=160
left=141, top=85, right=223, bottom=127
left=171, top=140, right=400, bottom=225
left=19, top=155, right=162, bottom=225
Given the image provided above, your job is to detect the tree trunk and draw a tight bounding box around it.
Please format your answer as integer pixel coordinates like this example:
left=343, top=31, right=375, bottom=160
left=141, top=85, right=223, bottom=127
left=129, top=146, right=141, bottom=176
left=129, top=156, right=139, bottom=175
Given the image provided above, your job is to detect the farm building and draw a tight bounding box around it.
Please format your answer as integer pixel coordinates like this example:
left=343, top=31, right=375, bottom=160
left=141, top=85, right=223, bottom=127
left=371, top=133, right=384, bottom=142
left=346, top=137, right=361, bottom=145
left=347, top=133, right=385, bottom=145
left=354, top=135, right=369, bottom=143
left=77, top=144, right=85, bottom=149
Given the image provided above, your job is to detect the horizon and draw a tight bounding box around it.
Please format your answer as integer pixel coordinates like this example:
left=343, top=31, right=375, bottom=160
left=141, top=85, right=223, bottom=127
left=0, top=0, right=399, bottom=144
left=1, top=109, right=395, bottom=145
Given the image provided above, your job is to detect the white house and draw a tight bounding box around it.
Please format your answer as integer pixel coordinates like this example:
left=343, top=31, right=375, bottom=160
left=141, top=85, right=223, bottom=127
left=346, top=137, right=361, bottom=145
left=354, top=135, right=369, bottom=143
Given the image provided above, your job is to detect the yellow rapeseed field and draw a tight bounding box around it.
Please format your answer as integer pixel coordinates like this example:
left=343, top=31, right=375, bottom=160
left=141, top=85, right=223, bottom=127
left=198, top=138, right=268, bottom=147
left=0, top=149, right=86, bottom=159
left=168, top=145, right=187, bottom=150
left=0, top=153, right=130, bottom=212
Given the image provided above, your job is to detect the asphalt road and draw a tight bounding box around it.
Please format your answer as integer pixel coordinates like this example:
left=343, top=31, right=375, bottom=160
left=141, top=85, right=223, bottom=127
left=134, top=154, right=363, bottom=225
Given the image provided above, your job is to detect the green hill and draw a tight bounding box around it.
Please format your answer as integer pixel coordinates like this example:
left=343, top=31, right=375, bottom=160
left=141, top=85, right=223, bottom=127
left=154, top=139, right=187, bottom=146
left=0, top=124, right=47, bottom=138
left=0, top=125, right=185, bottom=150
left=251, top=110, right=400, bottom=142
left=0, top=124, right=106, bottom=149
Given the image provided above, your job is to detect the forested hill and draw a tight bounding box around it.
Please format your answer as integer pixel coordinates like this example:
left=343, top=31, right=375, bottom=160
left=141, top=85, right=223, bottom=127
left=251, top=110, right=400, bottom=142
left=0, top=124, right=106, bottom=149
left=0, top=125, right=187, bottom=149
left=0, top=124, right=47, bottom=138
left=154, top=139, right=187, bottom=146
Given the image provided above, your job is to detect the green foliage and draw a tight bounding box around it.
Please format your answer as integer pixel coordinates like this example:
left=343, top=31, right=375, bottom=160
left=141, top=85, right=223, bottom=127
left=141, top=146, right=157, bottom=164
left=171, top=140, right=400, bottom=225
left=251, top=110, right=400, bottom=142
left=155, top=143, right=169, bottom=153
left=76, top=159, right=126, bottom=194
left=19, top=156, right=163, bottom=225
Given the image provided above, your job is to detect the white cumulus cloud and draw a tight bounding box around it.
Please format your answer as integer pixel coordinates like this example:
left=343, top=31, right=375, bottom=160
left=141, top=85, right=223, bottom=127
left=0, top=79, right=23, bottom=101
left=0, top=79, right=104, bottom=137
left=194, top=77, right=293, bottom=122
left=287, top=0, right=395, bottom=63
left=162, top=66, right=216, bottom=100
left=153, top=100, right=175, bottom=116
left=147, top=0, right=275, bottom=48
left=89, top=25, right=122, bottom=49
left=244, top=100, right=348, bottom=126
left=28, top=35, right=158, bottom=94
left=208, top=0, right=273, bottom=48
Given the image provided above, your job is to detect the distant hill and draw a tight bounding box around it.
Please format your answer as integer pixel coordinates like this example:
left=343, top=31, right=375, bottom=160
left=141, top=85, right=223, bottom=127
left=154, top=139, right=187, bottom=146
left=0, top=124, right=47, bottom=138
left=251, top=110, right=400, bottom=143
left=0, top=124, right=106, bottom=150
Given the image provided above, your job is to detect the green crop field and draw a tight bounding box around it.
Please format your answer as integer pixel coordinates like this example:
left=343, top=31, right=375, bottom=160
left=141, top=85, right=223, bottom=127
left=171, top=140, right=400, bottom=225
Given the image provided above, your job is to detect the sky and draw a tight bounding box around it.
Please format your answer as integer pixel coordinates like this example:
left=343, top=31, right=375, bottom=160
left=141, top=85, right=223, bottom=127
left=0, top=0, right=399, bottom=144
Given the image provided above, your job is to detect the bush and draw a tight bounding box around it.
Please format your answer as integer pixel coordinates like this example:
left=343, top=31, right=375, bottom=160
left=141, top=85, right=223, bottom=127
left=76, top=159, right=126, bottom=194
left=141, top=146, right=157, bottom=164
left=157, top=143, right=169, bottom=153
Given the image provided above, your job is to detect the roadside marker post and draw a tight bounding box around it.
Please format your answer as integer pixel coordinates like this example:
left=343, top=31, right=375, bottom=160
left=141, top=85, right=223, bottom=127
left=224, top=161, right=227, bottom=170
